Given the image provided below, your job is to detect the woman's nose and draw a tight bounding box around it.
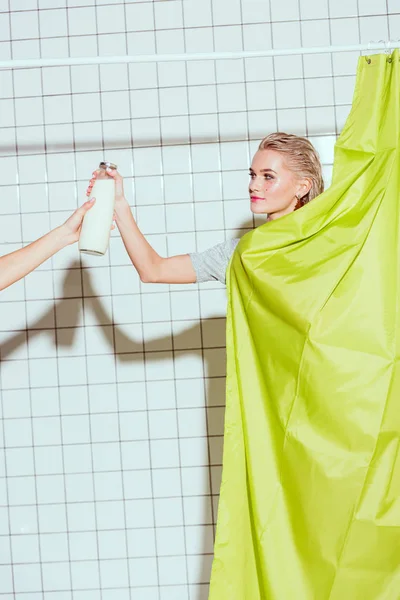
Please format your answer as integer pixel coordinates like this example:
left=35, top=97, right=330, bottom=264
left=250, top=176, right=262, bottom=192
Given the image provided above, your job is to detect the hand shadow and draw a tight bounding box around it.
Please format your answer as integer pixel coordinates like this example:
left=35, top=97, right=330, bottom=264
left=0, top=260, right=227, bottom=598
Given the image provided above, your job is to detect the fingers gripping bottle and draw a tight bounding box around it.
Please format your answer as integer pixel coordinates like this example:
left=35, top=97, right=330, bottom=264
left=79, top=161, right=117, bottom=256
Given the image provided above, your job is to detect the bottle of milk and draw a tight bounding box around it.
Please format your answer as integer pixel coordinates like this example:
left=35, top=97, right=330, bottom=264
left=79, top=161, right=117, bottom=256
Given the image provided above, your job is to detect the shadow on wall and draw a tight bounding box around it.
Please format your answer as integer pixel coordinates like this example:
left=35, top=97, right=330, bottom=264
left=0, top=224, right=254, bottom=597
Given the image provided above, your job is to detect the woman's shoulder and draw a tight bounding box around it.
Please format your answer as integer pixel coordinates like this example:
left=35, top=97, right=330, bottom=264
left=217, top=237, right=240, bottom=255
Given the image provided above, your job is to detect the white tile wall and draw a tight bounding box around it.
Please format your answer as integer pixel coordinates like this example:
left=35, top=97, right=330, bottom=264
left=0, top=1, right=397, bottom=599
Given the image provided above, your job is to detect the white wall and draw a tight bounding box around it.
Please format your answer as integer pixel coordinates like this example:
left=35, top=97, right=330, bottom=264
left=0, top=1, right=397, bottom=599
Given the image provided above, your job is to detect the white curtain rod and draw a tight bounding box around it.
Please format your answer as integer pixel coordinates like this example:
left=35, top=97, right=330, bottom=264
left=0, top=42, right=398, bottom=70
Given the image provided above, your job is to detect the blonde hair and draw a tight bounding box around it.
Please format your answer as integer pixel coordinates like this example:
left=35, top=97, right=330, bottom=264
left=258, top=132, right=324, bottom=204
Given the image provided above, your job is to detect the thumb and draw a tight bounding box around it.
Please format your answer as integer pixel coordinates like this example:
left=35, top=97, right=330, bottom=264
left=78, top=198, right=96, bottom=216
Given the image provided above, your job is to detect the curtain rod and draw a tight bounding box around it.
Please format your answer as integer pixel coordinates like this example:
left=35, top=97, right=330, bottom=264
left=0, top=42, right=398, bottom=70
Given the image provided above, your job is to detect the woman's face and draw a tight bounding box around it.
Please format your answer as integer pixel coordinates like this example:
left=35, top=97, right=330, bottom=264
left=249, top=149, right=310, bottom=221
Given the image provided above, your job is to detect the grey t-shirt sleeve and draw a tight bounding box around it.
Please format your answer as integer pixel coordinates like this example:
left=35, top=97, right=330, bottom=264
left=189, top=238, right=240, bottom=284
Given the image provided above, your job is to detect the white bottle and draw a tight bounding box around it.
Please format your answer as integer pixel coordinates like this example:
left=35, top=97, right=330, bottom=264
left=79, top=161, right=117, bottom=256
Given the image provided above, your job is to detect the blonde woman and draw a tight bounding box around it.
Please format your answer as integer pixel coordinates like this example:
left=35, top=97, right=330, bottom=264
left=0, top=199, right=101, bottom=291
left=87, top=133, right=324, bottom=284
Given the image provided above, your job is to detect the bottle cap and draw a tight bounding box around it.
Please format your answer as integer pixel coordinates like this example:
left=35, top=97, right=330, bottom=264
left=99, top=161, right=118, bottom=170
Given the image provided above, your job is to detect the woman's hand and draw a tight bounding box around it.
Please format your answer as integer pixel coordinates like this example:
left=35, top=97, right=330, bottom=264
left=61, top=198, right=96, bottom=245
left=86, top=168, right=127, bottom=205
left=60, top=198, right=115, bottom=246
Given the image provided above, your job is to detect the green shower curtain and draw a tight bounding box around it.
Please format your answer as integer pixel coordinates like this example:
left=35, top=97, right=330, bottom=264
left=209, top=50, right=400, bottom=599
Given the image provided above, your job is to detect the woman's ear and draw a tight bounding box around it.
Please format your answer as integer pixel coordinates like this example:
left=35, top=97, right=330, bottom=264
left=298, top=177, right=312, bottom=198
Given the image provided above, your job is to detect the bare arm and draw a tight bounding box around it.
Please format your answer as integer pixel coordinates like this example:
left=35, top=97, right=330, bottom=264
left=88, top=169, right=197, bottom=284
left=0, top=199, right=97, bottom=292
left=114, top=201, right=196, bottom=283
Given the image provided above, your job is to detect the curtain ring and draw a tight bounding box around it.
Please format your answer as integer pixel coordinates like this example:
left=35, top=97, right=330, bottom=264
left=386, top=41, right=393, bottom=63
left=384, top=40, right=393, bottom=61
left=379, top=39, right=391, bottom=61
left=378, top=39, right=387, bottom=52
left=365, top=40, right=374, bottom=64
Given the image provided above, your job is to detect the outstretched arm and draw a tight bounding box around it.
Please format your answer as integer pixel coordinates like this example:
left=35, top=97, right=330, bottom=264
left=0, top=199, right=96, bottom=292
left=88, top=169, right=197, bottom=284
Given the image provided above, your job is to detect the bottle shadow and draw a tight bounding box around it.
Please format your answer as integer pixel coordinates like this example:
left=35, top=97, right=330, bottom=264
left=1, top=260, right=231, bottom=598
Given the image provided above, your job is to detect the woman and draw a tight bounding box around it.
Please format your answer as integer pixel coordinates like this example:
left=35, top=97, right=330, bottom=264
left=0, top=198, right=100, bottom=292
left=87, top=133, right=324, bottom=282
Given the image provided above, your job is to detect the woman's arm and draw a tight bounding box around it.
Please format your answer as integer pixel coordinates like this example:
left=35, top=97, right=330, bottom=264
left=88, top=169, right=197, bottom=284
left=0, top=199, right=96, bottom=292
